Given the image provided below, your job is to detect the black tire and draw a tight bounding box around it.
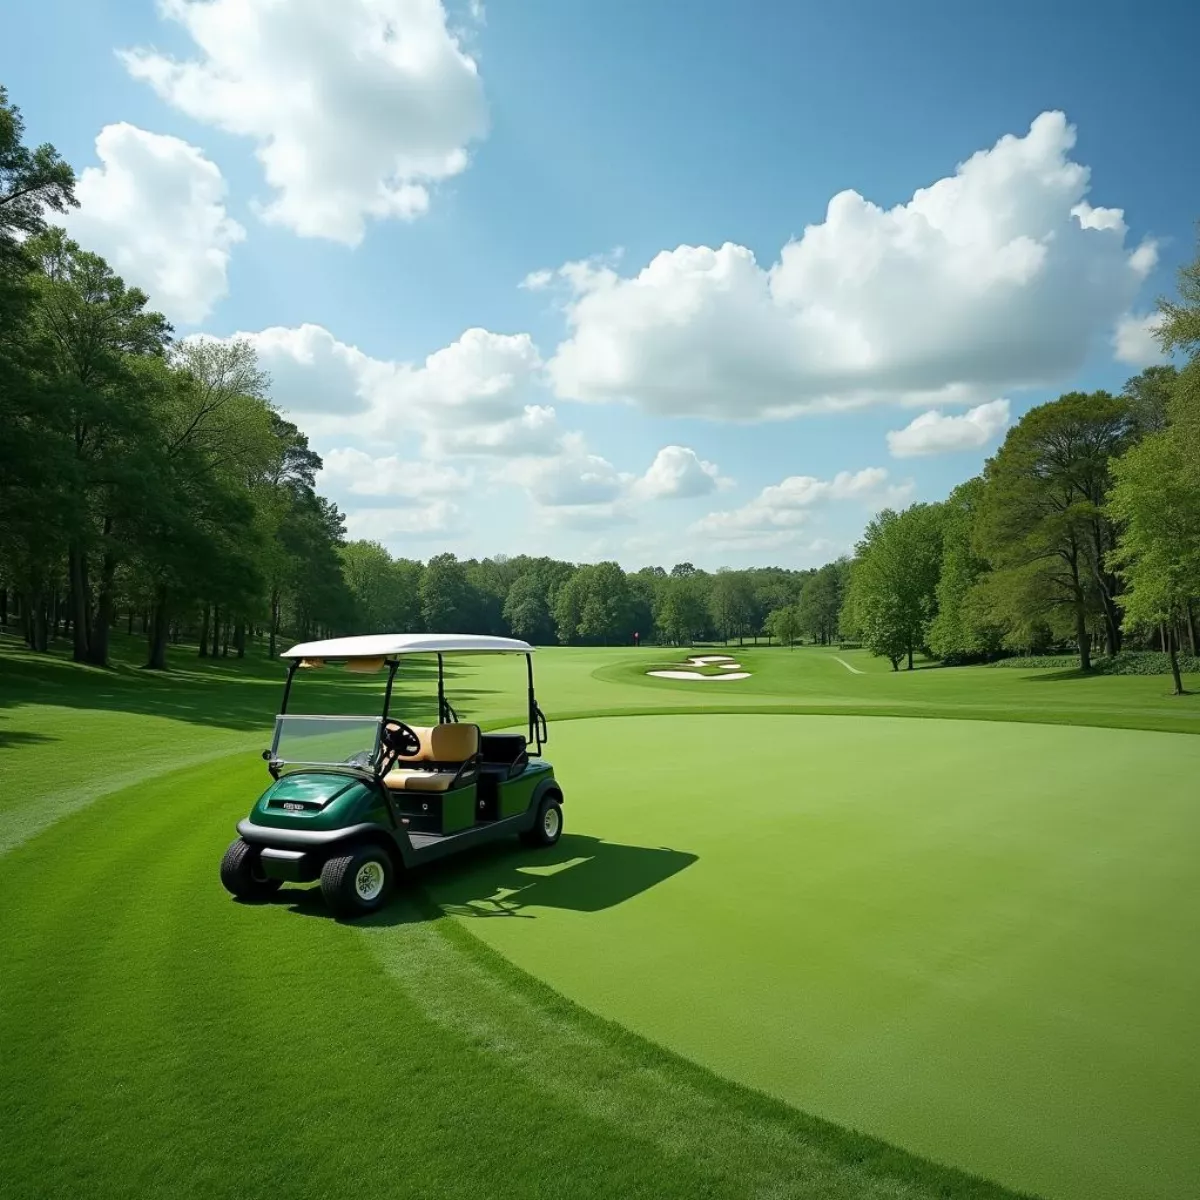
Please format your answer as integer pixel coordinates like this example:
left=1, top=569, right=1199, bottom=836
left=521, top=795, right=563, bottom=848
left=320, top=844, right=394, bottom=918
left=220, top=838, right=283, bottom=902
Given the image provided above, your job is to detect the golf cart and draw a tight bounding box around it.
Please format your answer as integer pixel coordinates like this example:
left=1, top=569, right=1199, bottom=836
left=220, top=633, right=562, bottom=918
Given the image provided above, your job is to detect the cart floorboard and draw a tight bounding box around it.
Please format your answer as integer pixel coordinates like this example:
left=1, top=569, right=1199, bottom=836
left=405, top=812, right=528, bottom=865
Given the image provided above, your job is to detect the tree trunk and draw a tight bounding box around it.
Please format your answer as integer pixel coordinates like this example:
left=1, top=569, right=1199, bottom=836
left=68, top=543, right=90, bottom=663
left=31, top=593, right=48, bottom=652
left=88, top=543, right=116, bottom=667
left=198, top=604, right=210, bottom=657
left=145, top=593, right=169, bottom=670
left=235, top=620, right=246, bottom=659
left=889, top=655, right=900, bottom=671
left=907, top=643, right=914, bottom=671
left=269, top=589, right=281, bottom=658
left=1074, top=605, right=1092, bottom=672
left=1187, top=600, right=1199, bottom=657
left=0, top=587, right=6, bottom=630
left=222, top=619, right=230, bottom=657
left=1168, top=626, right=1184, bottom=696
left=126, top=608, right=134, bottom=636
left=211, top=605, right=221, bottom=658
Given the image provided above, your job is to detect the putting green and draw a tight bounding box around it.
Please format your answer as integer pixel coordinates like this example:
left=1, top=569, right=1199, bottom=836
left=422, top=714, right=1200, bottom=1200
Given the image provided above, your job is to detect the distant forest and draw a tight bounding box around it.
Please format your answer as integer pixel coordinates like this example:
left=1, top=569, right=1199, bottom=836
left=3, top=85, right=1198, bottom=692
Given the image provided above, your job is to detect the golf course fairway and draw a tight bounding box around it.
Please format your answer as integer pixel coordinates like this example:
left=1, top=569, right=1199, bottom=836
left=424, top=714, right=1200, bottom=1200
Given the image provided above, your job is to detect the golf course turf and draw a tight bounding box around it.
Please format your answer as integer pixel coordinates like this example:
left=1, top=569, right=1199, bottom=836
left=2, top=636, right=1198, bottom=1199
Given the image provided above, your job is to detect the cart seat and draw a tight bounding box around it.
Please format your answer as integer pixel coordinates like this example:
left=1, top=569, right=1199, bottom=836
left=382, top=723, right=480, bottom=793
left=384, top=769, right=460, bottom=792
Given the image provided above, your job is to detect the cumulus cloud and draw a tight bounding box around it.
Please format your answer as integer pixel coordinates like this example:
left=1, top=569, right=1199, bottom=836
left=502, top=433, right=627, bottom=507
left=122, top=0, right=487, bottom=244
left=197, top=324, right=551, bottom=453
left=64, top=123, right=243, bottom=324
left=886, top=398, right=1011, bottom=458
left=319, top=448, right=469, bottom=498
left=1113, top=312, right=1166, bottom=366
left=545, top=112, right=1157, bottom=420
left=344, top=500, right=461, bottom=540
left=631, top=445, right=731, bottom=499
left=691, top=468, right=911, bottom=547
left=520, top=268, right=553, bottom=290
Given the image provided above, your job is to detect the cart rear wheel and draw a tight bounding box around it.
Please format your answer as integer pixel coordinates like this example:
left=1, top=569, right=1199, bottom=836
left=320, top=845, right=394, bottom=918
left=220, top=838, right=283, bottom=901
left=522, top=795, right=563, bottom=848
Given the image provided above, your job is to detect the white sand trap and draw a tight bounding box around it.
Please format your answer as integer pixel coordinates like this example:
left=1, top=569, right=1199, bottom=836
left=647, top=654, right=751, bottom=681
left=647, top=669, right=752, bottom=681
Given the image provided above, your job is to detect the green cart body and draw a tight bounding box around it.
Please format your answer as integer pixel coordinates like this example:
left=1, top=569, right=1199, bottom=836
left=221, top=634, right=564, bottom=918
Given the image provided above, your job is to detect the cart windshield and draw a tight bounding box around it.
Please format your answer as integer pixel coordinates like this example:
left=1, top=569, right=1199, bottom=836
left=270, top=715, right=382, bottom=769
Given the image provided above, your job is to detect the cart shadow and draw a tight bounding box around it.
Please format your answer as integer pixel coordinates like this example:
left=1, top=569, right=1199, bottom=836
left=261, top=835, right=698, bottom=924
left=391, top=833, right=697, bottom=924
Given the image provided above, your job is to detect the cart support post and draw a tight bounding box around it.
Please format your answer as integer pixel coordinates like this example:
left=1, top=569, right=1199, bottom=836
left=526, top=652, right=544, bottom=754
left=381, top=658, right=400, bottom=721
left=279, top=660, right=298, bottom=715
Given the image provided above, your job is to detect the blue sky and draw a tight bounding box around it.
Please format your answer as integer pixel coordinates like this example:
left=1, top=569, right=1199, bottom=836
left=5, top=0, right=1197, bottom=568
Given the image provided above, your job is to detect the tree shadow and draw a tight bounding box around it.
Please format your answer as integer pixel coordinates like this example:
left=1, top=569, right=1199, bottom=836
left=0, top=726, right=56, bottom=749
left=0, top=634, right=503, bottom=736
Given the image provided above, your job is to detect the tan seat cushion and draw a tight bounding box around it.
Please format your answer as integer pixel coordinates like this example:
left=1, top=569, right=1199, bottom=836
left=382, top=769, right=460, bottom=793
left=400, top=723, right=480, bottom=765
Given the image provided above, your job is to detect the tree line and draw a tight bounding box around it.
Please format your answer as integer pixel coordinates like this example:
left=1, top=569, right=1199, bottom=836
left=3, top=83, right=1196, bottom=689
left=1, top=86, right=354, bottom=668
left=836, top=307, right=1200, bottom=692
left=0, top=85, right=836, bottom=668
left=339, top=543, right=837, bottom=649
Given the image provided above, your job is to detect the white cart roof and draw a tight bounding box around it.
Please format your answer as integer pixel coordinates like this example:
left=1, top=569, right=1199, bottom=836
left=281, top=633, right=535, bottom=661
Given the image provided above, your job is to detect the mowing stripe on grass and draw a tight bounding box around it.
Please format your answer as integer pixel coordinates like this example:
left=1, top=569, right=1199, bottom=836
left=0, top=747, right=1029, bottom=1200
left=359, top=898, right=1026, bottom=1200
left=0, top=733, right=260, bottom=856
left=834, top=656, right=866, bottom=674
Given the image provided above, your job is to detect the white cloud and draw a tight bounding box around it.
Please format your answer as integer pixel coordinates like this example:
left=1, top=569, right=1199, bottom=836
left=344, top=500, right=460, bottom=540
left=320, top=448, right=469, bottom=498
left=64, top=123, right=243, bottom=323
left=1113, top=312, right=1166, bottom=366
left=520, top=268, right=553, bottom=290
left=502, top=432, right=627, bottom=507
left=886, top=398, right=1011, bottom=458
left=691, top=467, right=911, bottom=547
left=631, top=445, right=731, bottom=499
left=122, top=0, right=487, bottom=245
left=198, top=324, right=551, bottom=454
left=546, top=112, right=1158, bottom=420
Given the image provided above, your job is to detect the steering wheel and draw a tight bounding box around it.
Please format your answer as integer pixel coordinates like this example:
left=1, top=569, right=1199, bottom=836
left=381, top=720, right=422, bottom=760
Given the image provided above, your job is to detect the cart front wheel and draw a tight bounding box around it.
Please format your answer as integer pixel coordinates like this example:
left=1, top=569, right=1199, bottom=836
left=320, top=845, right=394, bottom=918
left=220, top=838, right=283, bottom=901
left=522, top=795, right=563, bottom=848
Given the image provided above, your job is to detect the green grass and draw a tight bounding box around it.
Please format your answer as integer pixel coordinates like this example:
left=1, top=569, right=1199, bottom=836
left=2, top=632, right=1198, bottom=1199
left=432, top=715, right=1200, bottom=1200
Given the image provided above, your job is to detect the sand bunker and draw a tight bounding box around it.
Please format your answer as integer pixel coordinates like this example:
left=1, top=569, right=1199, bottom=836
left=647, top=655, right=751, bottom=682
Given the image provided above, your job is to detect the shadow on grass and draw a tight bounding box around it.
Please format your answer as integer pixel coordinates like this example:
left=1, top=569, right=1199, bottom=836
left=0, top=726, right=57, bottom=749
left=0, top=633, right=499, bottom=735
left=410, top=832, right=696, bottom=921
left=265, top=833, right=698, bottom=924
